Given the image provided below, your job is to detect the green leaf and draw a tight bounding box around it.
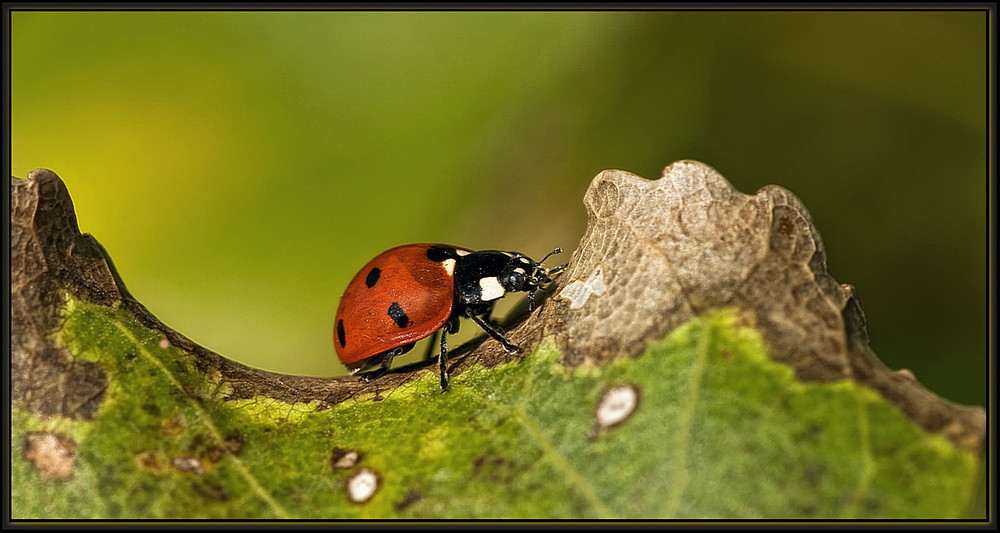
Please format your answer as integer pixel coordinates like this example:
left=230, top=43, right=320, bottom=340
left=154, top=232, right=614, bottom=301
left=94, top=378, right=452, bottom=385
left=11, top=296, right=980, bottom=519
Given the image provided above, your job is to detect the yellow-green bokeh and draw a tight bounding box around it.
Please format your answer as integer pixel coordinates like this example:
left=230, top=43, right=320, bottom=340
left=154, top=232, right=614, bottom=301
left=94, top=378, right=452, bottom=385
left=11, top=10, right=987, bottom=405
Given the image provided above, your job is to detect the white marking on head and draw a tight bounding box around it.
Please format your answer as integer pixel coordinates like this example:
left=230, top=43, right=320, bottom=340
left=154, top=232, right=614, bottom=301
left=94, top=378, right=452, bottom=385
left=454, top=248, right=471, bottom=256
left=479, top=276, right=506, bottom=301
left=558, top=266, right=606, bottom=309
left=442, top=258, right=456, bottom=276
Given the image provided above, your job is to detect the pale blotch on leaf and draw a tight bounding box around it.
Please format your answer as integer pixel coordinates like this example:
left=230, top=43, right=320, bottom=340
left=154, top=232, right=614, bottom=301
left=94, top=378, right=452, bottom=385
left=331, top=447, right=362, bottom=470
left=171, top=456, right=205, bottom=476
left=24, top=432, right=76, bottom=480
left=347, top=468, right=380, bottom=503
left=595, top=384, right=640, bottom=430
left=159, top=339, right=170, bottom=349
left=558, top=265, right=607, bottom=310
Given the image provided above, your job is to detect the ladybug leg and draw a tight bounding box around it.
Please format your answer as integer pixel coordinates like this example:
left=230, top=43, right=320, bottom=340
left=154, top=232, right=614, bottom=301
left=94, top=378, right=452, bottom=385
left=358, top=366, right=387, bottom=383
left=479, top=308, right=505, bottom=332
left=467, top=313, right=522, bottom=354
left=438, top=329, right=449, bottom=392
left=359, top=343, right=415, bottom=383
left=437, top=318, right=460, bottom=392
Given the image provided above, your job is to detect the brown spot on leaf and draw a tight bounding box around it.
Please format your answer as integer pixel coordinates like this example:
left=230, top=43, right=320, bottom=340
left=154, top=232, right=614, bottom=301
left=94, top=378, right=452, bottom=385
left=395, top=488, right=422, bottom=512
left=136, top=451, right=169, bottom=475
left=192, top=481, right=229, bottom=501
left=24, top=432, right=76, bottom=480
left=473, top=455, right=504, bottom=471
left=203, top=446, right=224, bottom=463
left=472, top=455, right=512, bottom=483
left=191, top=434, right=208, bottom=449
left=162, top=414, right=185, bottom=436
left=223, top=433, right=245, bottom=455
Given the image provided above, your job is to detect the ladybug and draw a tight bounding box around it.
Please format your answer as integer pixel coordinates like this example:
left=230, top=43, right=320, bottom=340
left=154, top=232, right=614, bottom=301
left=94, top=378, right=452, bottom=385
left=334, top=244, right=566, bottom=391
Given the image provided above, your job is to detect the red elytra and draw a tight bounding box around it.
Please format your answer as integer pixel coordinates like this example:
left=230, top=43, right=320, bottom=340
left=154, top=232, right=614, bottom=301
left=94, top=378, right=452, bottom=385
left=333, top=243, right=468, bottom=366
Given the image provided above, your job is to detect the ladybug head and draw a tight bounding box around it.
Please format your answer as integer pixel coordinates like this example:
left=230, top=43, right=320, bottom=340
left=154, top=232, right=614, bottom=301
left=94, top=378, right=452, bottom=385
left=500, top=248, right=567, bottom=311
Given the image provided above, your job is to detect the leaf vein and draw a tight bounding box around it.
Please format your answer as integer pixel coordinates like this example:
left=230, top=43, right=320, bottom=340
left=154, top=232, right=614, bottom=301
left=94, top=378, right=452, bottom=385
left=662, top=317, right=712, bottom=517
left=108, top=316, right=291, bottom=519
left=843, top=388, right=875, bottom=518
left=469, top=388, right=616, bottom=518
left=512, top=405, right=617, bottom=519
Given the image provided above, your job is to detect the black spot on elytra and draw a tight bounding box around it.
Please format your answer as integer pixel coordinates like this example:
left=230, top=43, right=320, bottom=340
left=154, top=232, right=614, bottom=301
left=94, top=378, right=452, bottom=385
left=426, top=245, right=456, bottom=262
left=365, top=267, right=381, bottom=288
left=337, top=320, right=347, bottom=347
left=388, top=302, right=409, bottom=328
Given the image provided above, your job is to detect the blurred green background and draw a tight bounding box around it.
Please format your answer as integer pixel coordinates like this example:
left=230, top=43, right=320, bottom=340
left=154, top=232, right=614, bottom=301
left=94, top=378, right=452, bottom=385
left=11, top=11, right=987, bottom=406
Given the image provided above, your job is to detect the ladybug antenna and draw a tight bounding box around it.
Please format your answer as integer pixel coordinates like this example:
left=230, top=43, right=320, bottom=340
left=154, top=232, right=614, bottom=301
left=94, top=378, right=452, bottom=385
left=538, top=247, right=562, bottom=265
left=537, top=248, right=568, bottom=278
left=527, top=248, right=567, bottom=312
